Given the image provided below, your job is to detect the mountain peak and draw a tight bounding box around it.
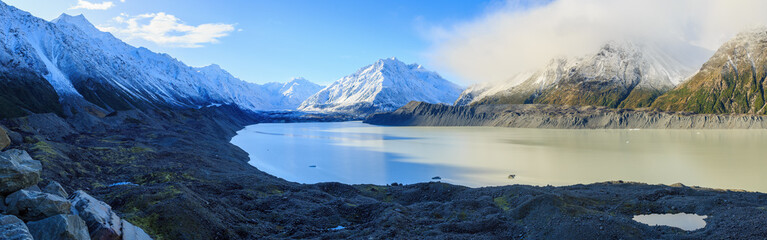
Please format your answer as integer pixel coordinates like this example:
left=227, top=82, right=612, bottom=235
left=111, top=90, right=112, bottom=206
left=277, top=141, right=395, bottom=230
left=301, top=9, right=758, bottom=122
left=201, top=64, right=223, bottom=70
left=52, top=13, right=99, bottom=32
left=730, top=26, right=767, bottom=44
left=375, top=57, right=404, bottom=66
left=288, top=77, right=311, bottom=84
left=370, top=57, right=427, bottom=73
left=299, top=58, right=461, bottom=115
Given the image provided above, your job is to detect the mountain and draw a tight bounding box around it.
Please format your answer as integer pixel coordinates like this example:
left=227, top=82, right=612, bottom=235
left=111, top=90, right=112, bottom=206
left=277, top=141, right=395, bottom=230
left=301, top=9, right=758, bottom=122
left=652, top=28, right=767, bottom=114
left=298, top=58, right=462, bottom=115
left=0, top=2, right=314, bottom=118
left=260, top=77, right=325, bottom=110
left=194, top=65, right=323, bottom=110
left=461, top=41, right=711, bottom=109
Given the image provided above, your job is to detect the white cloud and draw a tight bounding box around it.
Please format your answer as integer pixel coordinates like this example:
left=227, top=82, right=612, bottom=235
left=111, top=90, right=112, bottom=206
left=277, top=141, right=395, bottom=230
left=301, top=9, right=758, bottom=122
left=427, top=0, right=767, bottom=84
left=98, top=12, right=235, bottom=48
left=69, top=0, right=114, bottom=10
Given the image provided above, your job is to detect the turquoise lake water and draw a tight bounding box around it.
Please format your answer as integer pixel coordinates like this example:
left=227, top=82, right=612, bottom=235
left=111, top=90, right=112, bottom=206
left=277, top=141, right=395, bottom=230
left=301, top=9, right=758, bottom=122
left=231, top=121, right=767, bottom=192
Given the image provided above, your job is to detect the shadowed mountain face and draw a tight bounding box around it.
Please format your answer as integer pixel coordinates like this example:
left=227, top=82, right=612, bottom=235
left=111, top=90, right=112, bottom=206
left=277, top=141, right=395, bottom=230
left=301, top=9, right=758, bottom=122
left=0, top=69, right=63, bottom=119
left=464, top=41, right=710, bottom=109
left=653, top=28, right=767, bottom=114
left=0, top=2, right=324, bottom=119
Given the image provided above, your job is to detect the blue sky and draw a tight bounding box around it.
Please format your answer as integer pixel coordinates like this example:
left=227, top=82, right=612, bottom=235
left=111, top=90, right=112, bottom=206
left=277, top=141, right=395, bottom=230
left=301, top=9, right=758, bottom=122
left=5, top=0, right=514, bottom=85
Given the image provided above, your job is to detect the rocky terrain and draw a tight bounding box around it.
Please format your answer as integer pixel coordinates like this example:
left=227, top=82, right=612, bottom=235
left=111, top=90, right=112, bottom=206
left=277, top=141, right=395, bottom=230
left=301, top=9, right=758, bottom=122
left=365, top=101, right=767, bottom=129
left=0, top=126, right=151, bottom=239
left=0, top=106, right=765, bottom=239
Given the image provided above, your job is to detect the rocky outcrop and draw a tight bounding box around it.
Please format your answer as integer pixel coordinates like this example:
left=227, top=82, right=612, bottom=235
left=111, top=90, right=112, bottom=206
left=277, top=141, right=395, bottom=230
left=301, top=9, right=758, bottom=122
left=4, top=190, right=71, bottom=221
left=71, top=191, right=123, bottom=240
left=120, top=220, right=152, bottom=240
left=0, top=214, right=33, bottom=240
left=0, top=149, right=41, bottom=195
left=26, top=214, right=90, bottom=240
left=0, top=125, right=10, bottom=150
left=365, top=101, right=767, bottom=129
left=0, top=147, right=152, bottom=239
left=44, top=181, right=69, bottom=198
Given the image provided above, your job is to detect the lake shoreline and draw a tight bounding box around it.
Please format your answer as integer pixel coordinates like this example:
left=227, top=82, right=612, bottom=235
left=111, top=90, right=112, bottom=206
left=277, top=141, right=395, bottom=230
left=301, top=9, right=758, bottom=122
left=2, top=107, right=767, bottom=239
left=231, top=121, right=767, bottom=192
left=365, top=101, right=767, bottom=129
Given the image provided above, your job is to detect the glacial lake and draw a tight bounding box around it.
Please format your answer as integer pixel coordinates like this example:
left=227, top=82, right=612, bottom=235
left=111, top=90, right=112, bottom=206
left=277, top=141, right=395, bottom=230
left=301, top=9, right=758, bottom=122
left=231, top=121, right=767, bottom=191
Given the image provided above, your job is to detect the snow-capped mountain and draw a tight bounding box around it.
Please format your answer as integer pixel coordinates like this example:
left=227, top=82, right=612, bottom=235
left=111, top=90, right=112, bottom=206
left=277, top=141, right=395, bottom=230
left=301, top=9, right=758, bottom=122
left=0, top=2, right=316, bottom=118
left=653, top=27, right=767, bottom=114
left=261, top=77, right=325, bottom=109
left=460, top=41, right=712, bottom=109
left=194, top=65, right=323, bottom=110
left=298, top=58, right=462, bottom=115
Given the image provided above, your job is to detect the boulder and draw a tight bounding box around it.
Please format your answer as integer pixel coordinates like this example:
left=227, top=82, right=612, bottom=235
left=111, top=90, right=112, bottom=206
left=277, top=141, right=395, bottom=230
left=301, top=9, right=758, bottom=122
left=44, top=181, right=69, bottom=198
left=3, top=127, right=23, bottom=147
left=5, top=190, right=71, bottom=221
left=120, top=219, right=153, bottom=240
left=70, top=191, right=122, bottom=240
left=23, top=184, right=41, bottom=192
left=0, top=125, right=10, bottom=150
left=0, top=214, right=33, bottom=240
left=0, top=150, right=42, bottom=194
left=27, top=214, right=90, bottom=240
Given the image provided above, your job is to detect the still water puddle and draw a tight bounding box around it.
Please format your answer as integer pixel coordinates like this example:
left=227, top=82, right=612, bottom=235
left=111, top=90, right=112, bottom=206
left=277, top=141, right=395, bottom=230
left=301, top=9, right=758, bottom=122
left=632, top=213, right=707, bottom=231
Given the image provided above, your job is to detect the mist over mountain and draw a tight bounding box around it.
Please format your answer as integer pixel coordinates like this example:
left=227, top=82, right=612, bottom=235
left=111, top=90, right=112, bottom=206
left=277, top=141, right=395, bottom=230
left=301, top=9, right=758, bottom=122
left=460, top=41, right=711, bottom=109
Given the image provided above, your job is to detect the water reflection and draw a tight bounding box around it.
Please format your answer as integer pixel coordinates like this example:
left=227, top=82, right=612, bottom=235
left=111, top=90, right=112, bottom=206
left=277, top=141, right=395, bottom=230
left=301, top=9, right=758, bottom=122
left=231, top=121, right=767, bottom=191
left=632, top=213, right=707, bottom=231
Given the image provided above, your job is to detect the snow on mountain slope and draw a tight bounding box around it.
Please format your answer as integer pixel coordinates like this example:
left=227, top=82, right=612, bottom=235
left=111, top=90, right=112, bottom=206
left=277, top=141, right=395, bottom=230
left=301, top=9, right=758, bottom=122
left=195, top=65, right=323, bottom=110
left=298, top=58, right=462, bottom=114
left=262, top=77, right=325, bottom=109
left=460, top=41, right=712, bottom=108
left=653, top=27, right=767, bottom=114
left=0, top=2, right=314, bottom=115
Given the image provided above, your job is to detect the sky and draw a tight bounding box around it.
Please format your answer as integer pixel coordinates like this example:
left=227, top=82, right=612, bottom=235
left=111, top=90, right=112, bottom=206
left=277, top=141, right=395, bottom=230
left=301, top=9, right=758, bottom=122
left=4, top=0, right=513, bottom=85
left=5, top=0, right=766, bottom=86
left=427, top=0, right=767, bottom=84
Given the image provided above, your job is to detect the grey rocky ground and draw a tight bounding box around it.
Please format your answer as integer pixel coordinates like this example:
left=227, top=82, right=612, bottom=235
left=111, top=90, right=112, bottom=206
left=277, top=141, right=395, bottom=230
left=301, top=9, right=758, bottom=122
left=365, top=101, right=767, bottom=129
left=0, top=124, right=152, bottom=240
left=1, top=105, right=766, bottom=239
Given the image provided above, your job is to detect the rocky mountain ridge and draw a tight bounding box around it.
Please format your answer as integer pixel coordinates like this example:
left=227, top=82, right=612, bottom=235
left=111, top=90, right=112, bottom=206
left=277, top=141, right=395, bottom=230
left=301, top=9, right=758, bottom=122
left=366, top=101, right=767, bottom=129
left=653, top=27, right=767, bottom=114
left=0, top=2, right=322, bottom=119
left=461, top=41, right=711, bottom=109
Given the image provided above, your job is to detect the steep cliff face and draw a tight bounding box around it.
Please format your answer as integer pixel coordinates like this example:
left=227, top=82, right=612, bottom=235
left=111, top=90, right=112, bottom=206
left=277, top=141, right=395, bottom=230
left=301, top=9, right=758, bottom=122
left=653, top=28, right=767, bottom=114
left=464, top=41, right=709, bottom=109
left=366, top=101, right=767, bottom=129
